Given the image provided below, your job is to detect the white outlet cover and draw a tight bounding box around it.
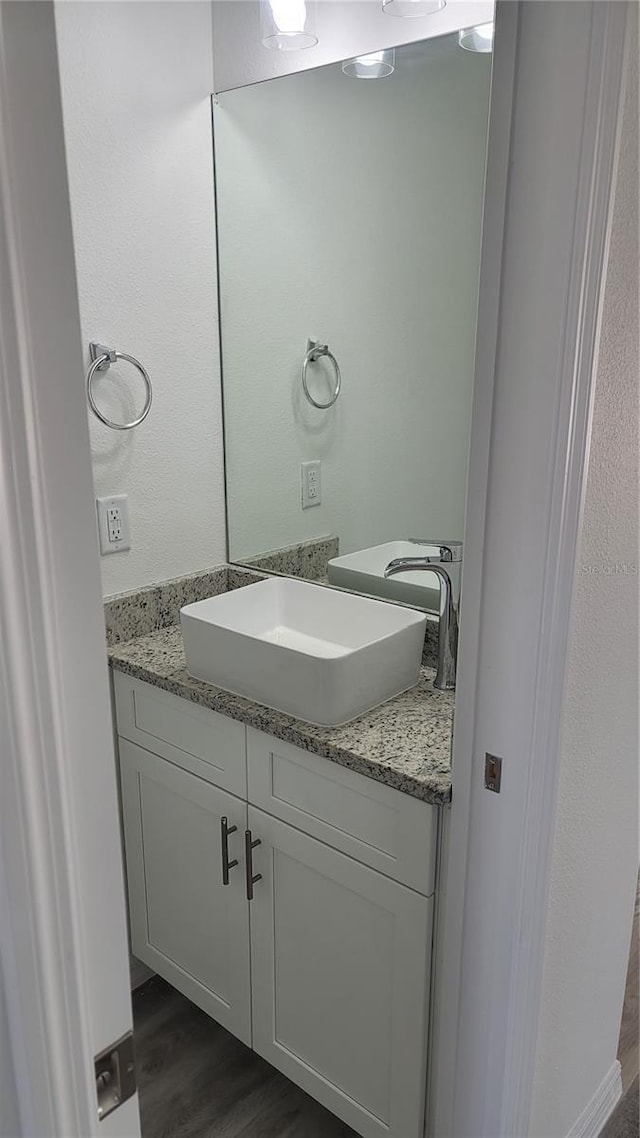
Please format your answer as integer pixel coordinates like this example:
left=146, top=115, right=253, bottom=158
left=96, top=495, right=131, bottom=555
left=301, top=460, right=321, bottom=509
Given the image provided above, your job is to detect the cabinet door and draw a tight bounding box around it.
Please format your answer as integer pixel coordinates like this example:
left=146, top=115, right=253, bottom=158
left=119, top=739, right=251, bottom=1044
left=248, top=806, right=432, bottom=1138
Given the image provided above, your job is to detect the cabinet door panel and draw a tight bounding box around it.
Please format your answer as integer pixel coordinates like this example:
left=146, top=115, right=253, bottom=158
left=249, top=807, right=432, bottom=1138
left=247, top=728, right=437, bottom=894
left=120, top=739, right=251, bottom=1044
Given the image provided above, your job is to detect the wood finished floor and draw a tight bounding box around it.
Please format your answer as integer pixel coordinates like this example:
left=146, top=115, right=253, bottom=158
left=134, top=878, right=640, bottom=1138
left=602, top=1076, right=639, bottom=1138
left=133, top=977, right=357, bottom=1138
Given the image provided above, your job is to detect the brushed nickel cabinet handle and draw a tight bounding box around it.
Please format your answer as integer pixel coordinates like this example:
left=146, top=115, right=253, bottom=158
left=245, top=829, right=262, bottom=900
left=221, top=816, right=238, bottom=886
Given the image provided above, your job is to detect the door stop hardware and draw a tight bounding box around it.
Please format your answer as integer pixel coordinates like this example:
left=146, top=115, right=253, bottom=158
left=94, top=1030, right=136, bottom=1120
left=484, top=753, right=503, bottom=793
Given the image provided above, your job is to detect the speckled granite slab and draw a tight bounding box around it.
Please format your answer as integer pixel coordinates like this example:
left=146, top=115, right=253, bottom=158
left=105, top=561, right=439, bottom=666
left=241, top=535, right=340, bottom=582
left=108, top=625, right=453, bottom=805
left=104, top=564, right=263, bottom=647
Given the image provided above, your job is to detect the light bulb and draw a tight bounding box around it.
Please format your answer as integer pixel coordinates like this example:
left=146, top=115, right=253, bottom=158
left=261, top=0, right=318, bottom=51
left=270, top=0, right=306, bottom=35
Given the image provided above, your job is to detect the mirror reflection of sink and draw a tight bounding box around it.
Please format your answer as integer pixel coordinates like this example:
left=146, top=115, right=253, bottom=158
left=328, top=542, right=462, bottom=614
left=180, top=578, right=427, bottom=727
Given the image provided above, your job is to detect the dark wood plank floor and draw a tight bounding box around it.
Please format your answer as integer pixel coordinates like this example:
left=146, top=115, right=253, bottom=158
left=133, top=977, right=357, bottom=1138
left=602, top=1077, right=639, bottom=1138
left=134, top=880, right=640, bottom=1138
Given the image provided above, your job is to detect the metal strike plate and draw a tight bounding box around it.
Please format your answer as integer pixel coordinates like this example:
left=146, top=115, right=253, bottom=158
left=484, top=753, right=503, bottom=793
left=95, top=1030, right=136, bottom=1120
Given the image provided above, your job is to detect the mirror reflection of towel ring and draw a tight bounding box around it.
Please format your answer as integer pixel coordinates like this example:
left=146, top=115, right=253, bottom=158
left=301, top=340, right=341, bottom=410
left=86, top=342, right=153, bottom=430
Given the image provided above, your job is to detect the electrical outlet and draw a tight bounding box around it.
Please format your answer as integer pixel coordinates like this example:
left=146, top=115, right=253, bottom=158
left=301, top=461, right=321, bottom=509
left=96, top=495, right=131, bottom=555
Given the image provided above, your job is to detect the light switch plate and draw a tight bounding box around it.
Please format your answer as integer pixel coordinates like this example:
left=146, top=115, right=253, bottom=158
left=96, top=495, right=131, bottom=555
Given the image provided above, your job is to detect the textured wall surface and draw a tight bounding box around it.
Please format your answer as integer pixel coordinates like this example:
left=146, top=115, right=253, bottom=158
left=217, top=37, right=491, bottom=560
left=55, top=2, right=226, bottom=597
left=530, top=22, right=639, bottom=1138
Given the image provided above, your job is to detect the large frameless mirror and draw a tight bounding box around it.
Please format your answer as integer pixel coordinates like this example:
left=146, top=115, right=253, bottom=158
left=214, top=30, right=492, bottom=613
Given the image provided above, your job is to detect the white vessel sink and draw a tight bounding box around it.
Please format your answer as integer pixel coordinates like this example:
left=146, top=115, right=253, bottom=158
left=180, top=578, right=427, bottom=727
left=328, top=542, right=462, bottom=613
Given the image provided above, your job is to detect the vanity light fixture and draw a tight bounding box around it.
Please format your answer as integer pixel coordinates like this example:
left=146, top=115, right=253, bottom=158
left=382, top=0, right=446, bottom=17
left=261, top=0, right=318, bottom=50
left=458, top=21, right=494, bottom=52
left=342, top=49, right=395, bottom=79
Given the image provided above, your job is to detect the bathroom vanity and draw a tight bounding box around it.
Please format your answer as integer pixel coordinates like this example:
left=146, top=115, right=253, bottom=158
left=101, top=39, right=483, bottom=1128
left=102, top=29, right=482, bottom=1132
left=107, top=568, right=453, bottom=1138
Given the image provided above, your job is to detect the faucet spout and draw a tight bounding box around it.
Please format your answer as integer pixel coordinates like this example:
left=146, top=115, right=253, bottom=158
left=384, top=556, right=458, bottom=690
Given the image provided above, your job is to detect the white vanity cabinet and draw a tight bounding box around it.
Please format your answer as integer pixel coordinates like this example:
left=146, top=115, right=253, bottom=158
left=113, top=672, right=437, bottom=1138
left=119, top=739, right=252, bottom=1043
left=249, top=807, right=432, bottom=1138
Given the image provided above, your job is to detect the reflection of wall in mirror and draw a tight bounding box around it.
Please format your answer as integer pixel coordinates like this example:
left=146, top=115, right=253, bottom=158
left=216, top=36, right=491, bottom=563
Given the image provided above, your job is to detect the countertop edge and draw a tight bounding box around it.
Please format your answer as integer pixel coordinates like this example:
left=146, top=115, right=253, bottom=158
left=108, top=652, right=453, bottom=807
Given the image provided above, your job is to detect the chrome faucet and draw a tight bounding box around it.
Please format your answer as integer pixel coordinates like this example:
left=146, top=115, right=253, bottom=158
left=384, top=543, right=462, bottom=691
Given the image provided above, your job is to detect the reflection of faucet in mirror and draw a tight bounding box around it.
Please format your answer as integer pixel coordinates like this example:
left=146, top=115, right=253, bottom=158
left=384, top=543, right=462, bottom=691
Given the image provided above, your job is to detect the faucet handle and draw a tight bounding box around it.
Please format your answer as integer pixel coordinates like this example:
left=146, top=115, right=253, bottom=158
left=408, top=539, right=463, bottom=562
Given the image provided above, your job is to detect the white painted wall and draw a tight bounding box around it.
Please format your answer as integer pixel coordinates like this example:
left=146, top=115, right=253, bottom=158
left=530, top=20, right=639, bottom=1137
left=217, top=37, right=491, bottom=560
left=55, top=2, right=226, bottom=598
left=211, top=0, right=493, bottom=91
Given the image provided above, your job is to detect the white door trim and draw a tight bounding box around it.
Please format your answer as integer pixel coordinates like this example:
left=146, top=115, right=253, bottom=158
left=0, top=32, right=93, bottom=1138
left=434, top=3, right=630, bottom=1136
left=0, top=5, right=138, bottom=1136
left=427, top=3, right=520, bottom=1131
left=497, top=8, right=630, bottom=1133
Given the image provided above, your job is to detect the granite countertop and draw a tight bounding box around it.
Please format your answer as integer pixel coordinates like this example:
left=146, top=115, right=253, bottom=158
left=108, top=625, right=454, bottom=805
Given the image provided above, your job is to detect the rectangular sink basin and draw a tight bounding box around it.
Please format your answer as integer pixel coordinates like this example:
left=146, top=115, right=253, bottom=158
left=328, top=542, right=462, bottom=614
left=180, top=578, right=427, bottom=726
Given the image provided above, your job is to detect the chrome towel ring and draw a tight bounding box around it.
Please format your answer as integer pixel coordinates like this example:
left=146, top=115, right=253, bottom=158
left=86, top=341, right=153, bottom=430
left=301, top=339, right=341, bottom=409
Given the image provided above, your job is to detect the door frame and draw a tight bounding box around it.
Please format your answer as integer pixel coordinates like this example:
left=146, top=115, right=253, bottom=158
left=0, top=5, right=139, bottom=1137
left=0, top=4, right=630, bottom=1138
left=433, top=2, right=630, bottom=1136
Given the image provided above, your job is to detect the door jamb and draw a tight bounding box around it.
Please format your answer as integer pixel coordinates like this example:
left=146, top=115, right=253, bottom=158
left=433, top=3, right=630, bottom=1136
left=0, top=5, right=138, bottom=1136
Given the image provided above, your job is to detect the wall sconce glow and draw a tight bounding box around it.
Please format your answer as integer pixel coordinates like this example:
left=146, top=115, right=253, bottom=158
left=342, top=49, right=395, bottom=79
left=261, top=0, right=318, bottom=50
left=458, top=22, right=494, bottom=52
left=382, top=0, right=446, bottom=17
